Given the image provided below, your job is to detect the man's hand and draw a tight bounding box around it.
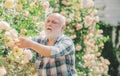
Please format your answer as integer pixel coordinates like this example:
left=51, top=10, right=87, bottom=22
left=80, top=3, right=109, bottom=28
left=15, top=37, right=33, bottom=48
left=15, top=36, right=51, bottom=57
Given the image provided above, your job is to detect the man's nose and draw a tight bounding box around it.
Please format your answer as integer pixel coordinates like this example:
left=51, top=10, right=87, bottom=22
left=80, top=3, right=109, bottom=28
left=48, top=24, right=52, bottom=27
left=47, top=23, right=52, bottom=26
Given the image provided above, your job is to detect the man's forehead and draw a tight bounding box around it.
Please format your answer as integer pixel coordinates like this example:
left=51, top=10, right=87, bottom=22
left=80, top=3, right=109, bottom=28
left=48, top=14, right=60, bottom=18
left=47, top=14, right=61, bottom=21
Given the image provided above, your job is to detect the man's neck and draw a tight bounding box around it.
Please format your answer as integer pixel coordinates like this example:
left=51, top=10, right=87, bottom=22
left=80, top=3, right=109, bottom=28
left=47, top=37, right=57, bottom=46
left=47, top=33, right=62, bottom=45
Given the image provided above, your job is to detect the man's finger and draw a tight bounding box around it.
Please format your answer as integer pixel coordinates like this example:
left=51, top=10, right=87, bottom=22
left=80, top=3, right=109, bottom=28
left=19, top=37, right=25, bottom=41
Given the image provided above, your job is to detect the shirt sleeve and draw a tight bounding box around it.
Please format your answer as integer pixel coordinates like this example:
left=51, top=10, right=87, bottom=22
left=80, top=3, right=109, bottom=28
left=29, top=36, right=42, bottom=62
left=50, top=38, right=75, bottom=58
left=31, top=36, right=41, bottom=43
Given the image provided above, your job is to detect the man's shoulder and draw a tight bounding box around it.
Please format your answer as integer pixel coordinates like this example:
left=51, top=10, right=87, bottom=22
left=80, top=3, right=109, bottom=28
left=59, top=35, right=74, bottom=45
left=62, top=35, right=73, bottom=41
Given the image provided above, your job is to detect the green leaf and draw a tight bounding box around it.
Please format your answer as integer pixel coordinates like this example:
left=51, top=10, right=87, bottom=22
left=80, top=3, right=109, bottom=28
left=0, top=39, right=2, bottom=44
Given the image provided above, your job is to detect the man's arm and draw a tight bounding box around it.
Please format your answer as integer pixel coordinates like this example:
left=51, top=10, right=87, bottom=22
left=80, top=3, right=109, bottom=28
left=15, top=37, right=51, bottom=57
left=30, top=40, right=51, bottom=57
left=15, top=37, right=74, bottom=58
left=50, top=38, right=75, bottom=58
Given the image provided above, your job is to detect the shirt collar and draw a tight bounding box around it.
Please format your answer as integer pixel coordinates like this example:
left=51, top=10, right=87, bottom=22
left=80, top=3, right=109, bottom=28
left=45, top=34, right=64, bottom=44
left=56, top=34, right=64, bottom=42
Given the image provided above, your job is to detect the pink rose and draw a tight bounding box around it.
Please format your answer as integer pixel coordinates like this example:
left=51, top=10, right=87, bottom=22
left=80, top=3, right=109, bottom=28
left=0, top=21, right=11, bottom=31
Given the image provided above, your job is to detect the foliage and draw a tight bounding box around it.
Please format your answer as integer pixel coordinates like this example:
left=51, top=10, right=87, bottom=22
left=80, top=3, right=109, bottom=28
left=98, top=21, right=120, bottom=76
left=0, top=0, right=110, bottom=76
left=0, top=0, right=46, bottom=36
left=0, top=0, right=48, bottom=75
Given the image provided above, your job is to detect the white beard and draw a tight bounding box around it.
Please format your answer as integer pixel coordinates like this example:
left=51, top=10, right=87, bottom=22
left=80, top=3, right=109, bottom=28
left=45, top=29, right=61, bottom=39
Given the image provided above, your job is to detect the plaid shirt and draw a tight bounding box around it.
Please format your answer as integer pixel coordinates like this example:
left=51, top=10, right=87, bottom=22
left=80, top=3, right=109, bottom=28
left=32, top=35, right=77, bottom=76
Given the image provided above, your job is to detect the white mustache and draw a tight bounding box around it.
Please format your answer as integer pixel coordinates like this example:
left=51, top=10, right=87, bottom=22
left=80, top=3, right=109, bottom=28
left=46, top=26, right=52, bottom=30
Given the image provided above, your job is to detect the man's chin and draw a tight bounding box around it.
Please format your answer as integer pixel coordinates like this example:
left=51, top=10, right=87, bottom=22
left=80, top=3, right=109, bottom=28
left=47, top=30, right=52, bottom=32
left=45, top=31, right=61, bottom=39
left=45, top=34, right=59, bottom=39
left=46, top=35, right=56, bottom=39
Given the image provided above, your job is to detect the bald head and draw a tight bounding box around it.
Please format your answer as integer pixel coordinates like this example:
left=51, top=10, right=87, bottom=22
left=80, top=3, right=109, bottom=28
left=46, top=13, right=66, bottom=27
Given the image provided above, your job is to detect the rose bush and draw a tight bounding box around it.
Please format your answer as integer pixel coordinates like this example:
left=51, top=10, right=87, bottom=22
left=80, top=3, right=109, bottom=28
left=0, top=0, right=49, bottom=75
left=0, top=0, right=110, bottom=76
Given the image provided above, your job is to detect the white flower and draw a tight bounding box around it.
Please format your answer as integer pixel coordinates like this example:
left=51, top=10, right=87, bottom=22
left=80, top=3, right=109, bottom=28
left=5, top=29, right=18, bottom=39
left=86, top=0, right=94, bottom=8
left=69, top=29, right=75, bottom=33
left=76, top=44, right=82, bottom=51
left=0, top=21, right=11, bottom=31
left=20, top=28, right=27, bottom=35
left=66, top=18, right=71, bottom=24
left=91, top=9, right=98, bottom=16
left=97, top=29, right=103, bottom=34
left=94, top=67, right=101, bottom=74
left=36, top=22, right=45, bottom=29
left=0, top=66, right=7, bottom=76
left=60, top=11, right=67, bottom=16
left=84, top=41, right=94, bottom=47
left=75, top=24, right=83, bottom=30
left=30, top=1, right=38, bottom=8
left=76, top=17, right=82, bottom=22
left=84, top=61, right=92, bottom=68
left=42, top=1, right=49, bottom=10
left=95, top=16, right=100, bottom=22
left=83, top=54, right=95, bottom=61
left=4, top=0, right=15, bottom=8
left=23, top=10, right=29, bottom=16
left=16, top=4, right=22, bottom=10
left=104, top=59, right=110, bottom=65
left=85, top=16, right=93, bottom=28
left=88, top=33, right=94, bottom=38
left=69, top=14, right=75, bottom=19
left=5, top=40, right=15, bottom=48
left=12, top=46, right=23, bottom=57
left=21, top=49, right=33, bottom=64
left=62, top=1, right=71, bottom=6
left=70, top=34, right=76, bottom=39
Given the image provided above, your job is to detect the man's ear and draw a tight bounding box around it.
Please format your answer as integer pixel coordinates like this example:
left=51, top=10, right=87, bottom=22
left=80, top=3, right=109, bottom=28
left=62, top=25, right=66, bottom=30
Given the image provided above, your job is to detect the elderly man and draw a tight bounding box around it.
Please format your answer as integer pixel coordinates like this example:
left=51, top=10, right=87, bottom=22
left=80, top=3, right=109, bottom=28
left=16, top=13, right=77, bottom=76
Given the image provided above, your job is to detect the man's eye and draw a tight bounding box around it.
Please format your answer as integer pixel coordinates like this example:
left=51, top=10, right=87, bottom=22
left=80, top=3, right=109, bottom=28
left=47, top=20, right=50, bottom=22
left=52, top=21, right=57, bottom=24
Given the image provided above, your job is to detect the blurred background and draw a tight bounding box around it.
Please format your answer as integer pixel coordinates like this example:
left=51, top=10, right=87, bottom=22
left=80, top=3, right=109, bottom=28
left=0, top=0, right=119, bottom=76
